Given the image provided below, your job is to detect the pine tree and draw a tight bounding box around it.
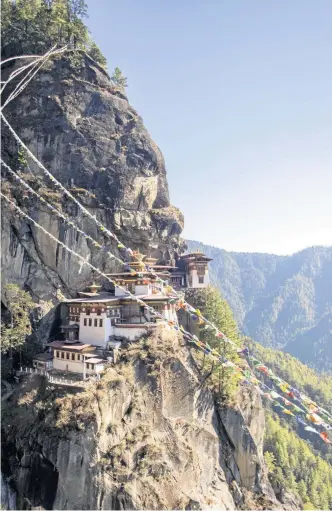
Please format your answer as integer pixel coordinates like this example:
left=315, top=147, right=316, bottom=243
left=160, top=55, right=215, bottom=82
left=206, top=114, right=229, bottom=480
left=1, top=284, right=35, bottom=353
left=1, top=0, right=107, bottom=67
left=111, top=67, right=128, bottom=89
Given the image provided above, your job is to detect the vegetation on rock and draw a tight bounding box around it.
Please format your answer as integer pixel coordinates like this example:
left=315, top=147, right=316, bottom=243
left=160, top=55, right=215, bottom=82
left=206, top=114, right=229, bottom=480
left=111, top=66, right=128, bottom=89
left=184, top=286, right=243, bottom=402
left=1, top=0, right=106, bottom=67
left=1, top=284, right=34, bottom=354
left=264, top=413, right=332, bottom=510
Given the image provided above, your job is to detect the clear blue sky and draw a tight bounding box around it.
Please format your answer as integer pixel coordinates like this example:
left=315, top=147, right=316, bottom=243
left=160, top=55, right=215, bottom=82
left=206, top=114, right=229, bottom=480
left=86, top=0, right=332, bottom=255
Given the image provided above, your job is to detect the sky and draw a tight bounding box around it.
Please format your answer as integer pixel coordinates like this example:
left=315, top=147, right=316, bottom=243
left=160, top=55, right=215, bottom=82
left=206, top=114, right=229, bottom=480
left=86, top=0, right=332, bottom=255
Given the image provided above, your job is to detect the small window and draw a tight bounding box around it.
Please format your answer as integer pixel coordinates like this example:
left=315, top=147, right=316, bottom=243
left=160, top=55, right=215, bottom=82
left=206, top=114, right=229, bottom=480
left=86, top=363, right=89, bottom=369
left=99, top=319, right=103, bottom=327
left=76, top=316, right=79, bottom=322
left=61, top=352, right=64, bottom=359
left=71, top=353, right=75, bottom=361
left=90, top=364, right=94, bottom=370
left=56, top=351, right=59, bottom=358
left=97, top=308, right=101, bottom=316
left=88, top=318, right=92, bottom=327
left=198, top=276, right=204, bottom=284
left=84, top=318, right=87, bottom=326
left=66, top=352, right=69, bottom=360
left=86, top=308, right=91, bottom=315
left=77, top=354, right=81, bottom=361
left=94, top=318, right=98, bottom=327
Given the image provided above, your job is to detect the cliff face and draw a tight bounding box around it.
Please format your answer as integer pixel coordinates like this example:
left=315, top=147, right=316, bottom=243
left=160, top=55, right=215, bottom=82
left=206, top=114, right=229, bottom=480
left=1, top=329, right=279, bottom=510
left=1, top=53, right=184, bottom=303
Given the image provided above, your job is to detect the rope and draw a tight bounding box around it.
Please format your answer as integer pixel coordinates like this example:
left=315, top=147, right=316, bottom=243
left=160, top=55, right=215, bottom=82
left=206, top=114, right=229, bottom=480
left=1, top=53, right=331, bottom=444
left=1, top=112, right=240, bottom=351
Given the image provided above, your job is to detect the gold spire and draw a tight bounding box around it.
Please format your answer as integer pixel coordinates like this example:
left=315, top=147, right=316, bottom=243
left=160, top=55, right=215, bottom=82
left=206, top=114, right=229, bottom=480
left=87, top=282, right=101, bottom=294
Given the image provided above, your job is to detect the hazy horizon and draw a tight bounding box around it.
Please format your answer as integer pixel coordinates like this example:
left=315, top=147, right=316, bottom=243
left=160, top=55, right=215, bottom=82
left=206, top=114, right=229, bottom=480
left=185, top=239, right=332, bottom=257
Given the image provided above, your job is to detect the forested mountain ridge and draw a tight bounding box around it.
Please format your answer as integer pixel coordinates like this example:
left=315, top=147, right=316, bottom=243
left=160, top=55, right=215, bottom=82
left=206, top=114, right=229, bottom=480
left=186, top=240, right=332, bottom=370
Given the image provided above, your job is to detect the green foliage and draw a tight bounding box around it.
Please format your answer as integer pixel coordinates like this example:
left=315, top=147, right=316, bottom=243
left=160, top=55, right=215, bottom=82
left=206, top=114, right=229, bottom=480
left=186, top=241, right=332, bottom=371
left=17, top=148, right=28, bottom=168
left=1, top=0, right=107, bottom=68
left=1, top=284, right=35, bottom=353
left=87, top=40, right=107, bottom=68
left=111, top=67, right=128, bottom=89
left=264, top=413, right=332, bottom=509
left=185, top=286, right=242, bottom=402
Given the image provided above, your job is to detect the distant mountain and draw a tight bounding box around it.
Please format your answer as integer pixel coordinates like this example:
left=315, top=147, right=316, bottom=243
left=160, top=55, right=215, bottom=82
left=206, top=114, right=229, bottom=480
left=186, top=241, right=332, bottom=371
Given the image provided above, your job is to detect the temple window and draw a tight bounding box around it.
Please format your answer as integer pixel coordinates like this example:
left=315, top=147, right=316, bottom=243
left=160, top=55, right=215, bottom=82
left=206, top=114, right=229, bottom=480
left=66, top=353, right=69, bottom=360
left=56, top=351, right=59, bottom=358
left=71, top=353, right=75, bottom=361
left=61, top=352, right=64, bottom=359
left=86, top=363, right=89, bottom=369
left=86, top=309, right=91, bottom=315
left=198, top=277, right=204, bottom=284
left=77, top=354, right=81, bottom=361
left=88, top=318, right=92, bottom=327
left=84, top=318, right=87, bottom=326
left=94, top=318, right=98, bottom=327
left=99, top=319, right=103, bottom=327
left=97, top=308, right=101, bottom=316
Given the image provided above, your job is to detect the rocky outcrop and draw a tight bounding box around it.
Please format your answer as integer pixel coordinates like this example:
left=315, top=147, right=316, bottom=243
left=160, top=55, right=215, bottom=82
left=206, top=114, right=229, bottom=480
left=1, top=52, right=184, bottom=303
left=1, top=329, right=279, bottom=510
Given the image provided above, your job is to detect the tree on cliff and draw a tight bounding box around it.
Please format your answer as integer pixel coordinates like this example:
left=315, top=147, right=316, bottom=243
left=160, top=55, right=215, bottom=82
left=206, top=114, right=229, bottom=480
left=1, top=0, right=106, bottom=67
left=1, top=284, right=34, bottom=354
left=264, top=413, right=332, bottom=509
left=111, top=67, right=128, bottom=89
left=185, top=286, right=242, bottom=401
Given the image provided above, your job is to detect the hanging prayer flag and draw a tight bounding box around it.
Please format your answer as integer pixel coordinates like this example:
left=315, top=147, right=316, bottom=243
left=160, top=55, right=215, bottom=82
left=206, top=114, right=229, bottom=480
left=257, top=365, right=269, bottom=374
left=279, top=383, right=289, bottom=393
left=307, top=413, right=323, bottom=424
left=238, top=347, right=249, bottom=357
left=319, top=432, right=331, bottom=443
left=292, top=404, right=304, bottom=414
left=283, top=409, right=294, bottom=416
left=320, top=412, right=331, bottom=423
left=296, top=417, right=307, bottom=426
left=270, top=391, right=280, bottom=400
left=282, top=398, right=292, bottom=406
left=292, top=389, right=301, bottom=400
left=308, top=405, right=318, bottom=413
left=304, top=426, right=319, bottom=435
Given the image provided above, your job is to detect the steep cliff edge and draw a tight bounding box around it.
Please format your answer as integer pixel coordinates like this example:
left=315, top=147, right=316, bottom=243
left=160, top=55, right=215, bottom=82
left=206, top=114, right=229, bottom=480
left=1, top=52, right=184, bottom=303
left=1, top=329, right=281, bottom=510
